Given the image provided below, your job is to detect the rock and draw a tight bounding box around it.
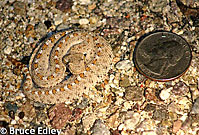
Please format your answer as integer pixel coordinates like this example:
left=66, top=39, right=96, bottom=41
left=181, top=114, right=199, bottom=130
left=6, top=37, right=14, bottom=46
left=82, top=113, right=97, bottom=130
left=79, top=18, right=89, bottom=25
left=149, top=0, right=167, bottom=12
left=144, top=103, right=156, bottom=112
left=168, top=102, right=181, bottom=114
left=161, top=120, right=172, bottom=127
left=178, top=97, right=192, bottom=111
left=55, top=0, right=73, bottom=12
left=76, top=98, right=89, bottom=109
left=33, top=102, right=45, bottom=108
left=79, top=0, right=91, bottom=5
left=10, top=119, right=16, bottom=125
left=5, top=102, right=18, bottom=113
left=13, top=1, right=26, bottom=16
left=70, top=108, right=82, bottom=121
left=91, top=120, right=110, bottom=135
left=35, top=23, right=47, bottom=37
left=18, top=112, right=25, bottom=119
left=191, top=97, right=199, bottom=114
left=159, top=88, right=171, bottom=100
left=115, top=60, right=133, bottom=70
left=110, top=130, right=120, bottom=135
left=48, top=103, right=72, bottom=129
left=173, top=120, right=182, bottom=133
left=112, top=44, right=121, bottom=57
left=0, top=115, right=10, bottom=126
left=123, top=112, right=141, bottom=130
left=88, top=4, right=96, bottom=11
left=119, top=75, right=130, bottom=87
left=172, top=81, right=189, bottom=96
left=107, top=112, right=119, bottom=129
left=153, top=107, right=168, bottom=121
left=54, top=15, right=63, bottom=26
left=4, top=46, right=12, bottom=55
left=124, top=86, right=144, bottom=101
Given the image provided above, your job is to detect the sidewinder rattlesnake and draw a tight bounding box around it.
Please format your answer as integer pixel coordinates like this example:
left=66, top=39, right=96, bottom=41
left=21, top=29, right=114, bottom=104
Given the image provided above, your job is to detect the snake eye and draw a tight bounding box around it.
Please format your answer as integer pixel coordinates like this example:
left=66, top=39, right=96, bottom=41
left=83, top=53, right=87, bottom=57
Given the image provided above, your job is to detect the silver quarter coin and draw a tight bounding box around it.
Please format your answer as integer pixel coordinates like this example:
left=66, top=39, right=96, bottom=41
left=133, top=31, right=192, bottom=81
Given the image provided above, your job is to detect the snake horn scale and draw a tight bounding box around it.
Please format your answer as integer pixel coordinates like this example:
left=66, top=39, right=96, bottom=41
left=21, top=29, right=114, bottom=104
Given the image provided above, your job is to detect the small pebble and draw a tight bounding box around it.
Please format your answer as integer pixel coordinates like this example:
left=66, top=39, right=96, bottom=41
left=191, top=97, right=199, bottom=114
left=172, top=81, right=189, bottom=96
left=5, top=102, right=18, bottom=113
left=115, top=60, right=133, bottom=70
left=35, top=23, right=47, bottom=37
left=79, top=0, right=91, bottom=5
left=18, top=112, right=25, bottom=119
left=48, top=103, right=72, bottom=129
left=149, top=0, right=167, bottom=12
left=10, top=119, right=17, bottom=125
left=8, top=110, right=15, bottom=119
left=79, top=18, right=89, bottom=25
left=124, top=112, right=140, bottom=130
left=82, top=114, right=97, bottom=130
left=159, top=88, right=171, bottom=101
left=88, top=4, right=96, bottom=11
left=91, top=120, right=110, bottom=135
left=4, top=46, right=12, bottom=55
left=13, top=1, right=26, bottom=16
left=125, top=86, right=144, bottom=101
left=55, top=0, right=73, bottom=12
left=119, top=75, right=130, bottom=87
left=54, top=15, right=63, bottom=26
left=173, top=120, right=182, bottom=133
left=153, top=107, right=168, bottom=121
left=107, top=113, right=119, bottom=129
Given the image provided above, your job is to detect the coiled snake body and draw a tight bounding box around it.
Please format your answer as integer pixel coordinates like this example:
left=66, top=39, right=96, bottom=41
left=22, top=30, right=114, bottom=104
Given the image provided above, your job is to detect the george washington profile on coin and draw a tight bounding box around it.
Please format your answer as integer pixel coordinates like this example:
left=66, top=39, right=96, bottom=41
left=133, top=31, right=192, bottom=81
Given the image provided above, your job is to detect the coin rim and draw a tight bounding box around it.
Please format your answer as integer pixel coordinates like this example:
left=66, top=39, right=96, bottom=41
left=133, top=31, right=192, bottom=82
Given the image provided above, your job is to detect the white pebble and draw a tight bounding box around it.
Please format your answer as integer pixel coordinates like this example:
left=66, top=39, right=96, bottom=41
left=54, top=16, right=63, bottom=26
left=116, top=60, right=133, bottom=70
left=79, top=18, right=89, bottom=25
left=118, top=123, right=125, bottom=131
left=109, top=74, right=115, bottom=81
left=160, top=88, right=171, bottom=100
left=4, top=46, right=12, bottom=55
left=11, top=120, right=17, bottom=125
left=79, top=0, right=91, bottom=5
